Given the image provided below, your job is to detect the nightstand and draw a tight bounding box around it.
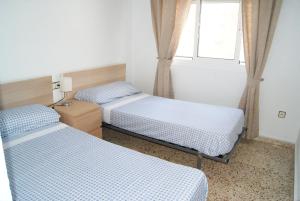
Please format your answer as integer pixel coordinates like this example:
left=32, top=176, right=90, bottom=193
left=54, top=100, right=102, bottom=138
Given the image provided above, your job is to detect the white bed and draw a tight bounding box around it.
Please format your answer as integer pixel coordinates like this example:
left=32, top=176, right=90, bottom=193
left=3, top=123, right=208, bottom=201
left=101, top=93, right=245, bottom=157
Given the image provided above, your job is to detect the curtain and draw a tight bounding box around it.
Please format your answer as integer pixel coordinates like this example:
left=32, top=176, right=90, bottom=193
left=151, top=0, right=191, bottom=98
left=240, top=0, right=282, bottom=139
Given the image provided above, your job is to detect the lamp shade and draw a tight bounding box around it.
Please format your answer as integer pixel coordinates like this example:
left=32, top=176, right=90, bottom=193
left=61, top=77, right=72, bottom=92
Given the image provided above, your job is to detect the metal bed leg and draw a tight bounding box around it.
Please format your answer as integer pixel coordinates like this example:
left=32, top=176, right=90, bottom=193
left=197, top=154, right=203, bottom=169
left=102, top=123, right=246, bottom=166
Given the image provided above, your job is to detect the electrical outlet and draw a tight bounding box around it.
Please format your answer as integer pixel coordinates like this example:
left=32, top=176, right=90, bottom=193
left=52, top=82, right=60, bottom=90
left=278, top=111, right=286, bottom=118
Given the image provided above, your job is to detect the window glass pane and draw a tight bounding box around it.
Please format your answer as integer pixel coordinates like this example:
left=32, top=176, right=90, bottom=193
left=175, top=4, right=197, bottom=58
left=239, top=37, right=245, bottom=63
left=198, top=0, right=240, bottom=59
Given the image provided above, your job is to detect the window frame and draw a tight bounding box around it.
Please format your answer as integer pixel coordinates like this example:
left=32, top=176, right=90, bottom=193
left=175, top=0, right=245, bottom=65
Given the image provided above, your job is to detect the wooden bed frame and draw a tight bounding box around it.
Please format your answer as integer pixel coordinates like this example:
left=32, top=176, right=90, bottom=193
left=66, top=63, right=245, bottom=169
left=0, top=76, right=53, bottom=109
left=0, top=64, right=125, bottom=109
left=63, top=64, right=126, bottom=99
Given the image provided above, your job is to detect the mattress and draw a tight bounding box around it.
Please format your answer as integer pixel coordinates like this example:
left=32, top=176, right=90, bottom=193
left=102, top=93, right=245, bottom=157
left=3, top=123, right=208, bottom=201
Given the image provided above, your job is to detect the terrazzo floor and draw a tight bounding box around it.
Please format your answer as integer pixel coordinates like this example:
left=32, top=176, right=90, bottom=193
left=103, top=128, right=294, bottom=201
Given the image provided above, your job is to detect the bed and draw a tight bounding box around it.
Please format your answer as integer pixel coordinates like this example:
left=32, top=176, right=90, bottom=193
left=0, top=75, right=208, bottom=201
left=2, top=122, right=208, bottom=201
left=100, top=93, right=245, bottom=168
left=69, top=65, right=245, bottom=169
left=101, top=93, right=244, bottom=157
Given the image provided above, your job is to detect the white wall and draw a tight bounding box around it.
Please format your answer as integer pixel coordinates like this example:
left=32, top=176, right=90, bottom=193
left=0, top=0, right=132, bottom=84
left=130, top=0, right=300, bottom=143
left=129, top=0, right=157, bottom=95
left=259, top=0, right=300, bottom=144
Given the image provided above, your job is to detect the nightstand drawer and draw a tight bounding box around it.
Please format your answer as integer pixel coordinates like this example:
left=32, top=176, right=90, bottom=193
left=54, top=100, right=102, bottom=138
left=61, top=109, right=101, bottom=132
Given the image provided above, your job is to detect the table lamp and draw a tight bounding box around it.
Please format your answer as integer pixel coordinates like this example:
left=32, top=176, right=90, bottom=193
left=58, top=77, right=73, bottom=106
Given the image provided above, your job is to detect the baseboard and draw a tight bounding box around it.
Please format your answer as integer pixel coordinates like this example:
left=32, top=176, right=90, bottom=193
left=255, top=136, right=294, bottom=149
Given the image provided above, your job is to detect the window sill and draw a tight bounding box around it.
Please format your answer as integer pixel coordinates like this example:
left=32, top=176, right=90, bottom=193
left=174, top=57, right=244, bottom=66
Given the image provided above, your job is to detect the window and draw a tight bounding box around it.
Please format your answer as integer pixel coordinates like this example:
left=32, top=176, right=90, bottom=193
left=176, top=4, right=197, bottom=58
left=176, top=0, right=244, bottom=63
left=239, top=37, right=245, bottom=63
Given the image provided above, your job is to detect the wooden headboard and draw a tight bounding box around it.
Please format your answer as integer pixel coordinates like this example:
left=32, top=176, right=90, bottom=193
left=64, top=64, right=126, bottom=98
left=0, top=76, right=53, bottom=110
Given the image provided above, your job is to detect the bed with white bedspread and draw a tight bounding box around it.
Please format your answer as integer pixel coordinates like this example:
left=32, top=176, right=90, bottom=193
left=74, top=81, right=245, bottom=167
left=101, top=93, right=245, bottom=157
left=3, top=123, right=208, bottom=201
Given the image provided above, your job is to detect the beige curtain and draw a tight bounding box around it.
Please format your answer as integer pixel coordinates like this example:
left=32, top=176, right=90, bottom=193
left=151, top=0, right=191, bottom=98
left=240, top=0, right=282, bottom=139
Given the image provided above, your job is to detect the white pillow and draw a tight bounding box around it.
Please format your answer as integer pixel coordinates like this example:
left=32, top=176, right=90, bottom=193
left=0, top=104, right=60, bottom=139
left=75, top=81, right=141, bottom=104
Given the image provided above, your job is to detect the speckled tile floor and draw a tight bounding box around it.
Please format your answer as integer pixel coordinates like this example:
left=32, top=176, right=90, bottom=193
left=103, top=128, right=294, bottom=201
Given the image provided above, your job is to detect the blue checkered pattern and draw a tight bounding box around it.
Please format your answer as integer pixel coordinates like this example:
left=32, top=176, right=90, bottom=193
left=75, top=81, right=141, bottom=104
left=4, top=126, right=208, bottom=201
left=104, top=95, right=244, bottom=157
left=0, top=104, right=60, bottom=139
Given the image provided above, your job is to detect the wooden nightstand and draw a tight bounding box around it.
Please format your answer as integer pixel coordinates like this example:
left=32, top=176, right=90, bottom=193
left=54, top=100, right=102, bottom=138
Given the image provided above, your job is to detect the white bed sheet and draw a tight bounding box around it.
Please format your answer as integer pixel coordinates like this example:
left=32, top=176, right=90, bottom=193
left=101, top=94, right=244, bottom=156
left=4, top=123, right=208, bottom=201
